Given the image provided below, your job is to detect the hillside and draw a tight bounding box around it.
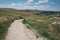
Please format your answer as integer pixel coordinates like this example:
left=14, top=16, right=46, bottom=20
left=0, top=8, right=60, bottom=40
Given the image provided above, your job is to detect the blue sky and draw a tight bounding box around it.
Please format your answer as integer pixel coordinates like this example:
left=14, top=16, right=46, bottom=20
left=0, top=0, right=60, bottom=11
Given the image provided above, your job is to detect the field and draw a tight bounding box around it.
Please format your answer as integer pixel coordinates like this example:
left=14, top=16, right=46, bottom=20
left=0, top=8, right=60, bottom=40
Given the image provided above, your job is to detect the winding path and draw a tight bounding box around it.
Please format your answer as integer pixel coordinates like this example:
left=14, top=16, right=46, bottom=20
left=5, top=19, right=37, bottom=40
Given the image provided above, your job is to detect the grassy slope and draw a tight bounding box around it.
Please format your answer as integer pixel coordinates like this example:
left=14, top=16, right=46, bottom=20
left=0, top=9, right=60, bottom=40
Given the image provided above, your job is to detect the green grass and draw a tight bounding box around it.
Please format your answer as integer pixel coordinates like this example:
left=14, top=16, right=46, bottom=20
left=0, top=15, right=23, bottom=40
left=0, top=9, right=60, bottom=40
left=23, top=15, right=60, bottom=40
left=0, top=9, right=23, bottom=40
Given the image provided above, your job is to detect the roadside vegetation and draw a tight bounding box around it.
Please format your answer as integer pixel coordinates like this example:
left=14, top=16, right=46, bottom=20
left=0, top=9, right=23, bottom=40
left=23, top=14, right=60, bottom=40
left=0, top=8, right=60, bottom=40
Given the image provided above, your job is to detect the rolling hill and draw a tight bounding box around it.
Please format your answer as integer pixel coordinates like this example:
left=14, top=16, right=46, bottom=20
left=0, top=8, right=60, bottom=40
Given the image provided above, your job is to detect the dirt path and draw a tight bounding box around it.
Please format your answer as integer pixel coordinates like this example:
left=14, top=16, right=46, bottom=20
left=5, top=19, right=37, bottom=40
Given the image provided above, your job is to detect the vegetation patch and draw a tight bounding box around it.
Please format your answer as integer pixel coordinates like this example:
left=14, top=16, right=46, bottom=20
left=0, top=9, right=60, bottom=40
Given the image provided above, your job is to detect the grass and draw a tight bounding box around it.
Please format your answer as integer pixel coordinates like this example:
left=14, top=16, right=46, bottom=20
left=0, top=9, right=60, bottom=40
left=0, top=9, right=23, bottom=40
left=0, top=15, right=23, bottom=40
left=23, top=15, right=60, bottom=40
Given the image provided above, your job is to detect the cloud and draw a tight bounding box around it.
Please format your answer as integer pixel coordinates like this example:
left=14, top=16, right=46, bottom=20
left=18, top=3, right=22, bottom=5
left=0, top=2, right=60, bottom=11
left=31, top=5, right=50, bottom=10
left=10, top=3, right=22, bottom=6
left=38, top=0, right=48, bottom=3
left=35, top=2, right=39, bottom=5
left=10, top=3, right=16, bottom=6
left=0, top=3, right=52, bottom=10
left=27, top=0, right=33, bottom=3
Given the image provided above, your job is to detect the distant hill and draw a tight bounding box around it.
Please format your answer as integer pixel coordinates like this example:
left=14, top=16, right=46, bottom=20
left=0, top=8, right=60, bottom=15
left=19, top=9, right=60, bottom=15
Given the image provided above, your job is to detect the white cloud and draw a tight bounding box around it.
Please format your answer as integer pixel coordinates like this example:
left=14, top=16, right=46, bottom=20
left=27, top=0, right=33, bottom=3
left=30, top=5, right=50, bottom=10
left=38, top=0, right=48, bottom=3
left=0, top=2, right=60, bottom=11
left=18, top=3, right=22, bottom=5
left=35, top=2, right=39, bottom=4
left=10, top=3, right=22, bottom=6
left=10, top=3, right=16, bottom=6
left=0, top=4, right=52, bottom=10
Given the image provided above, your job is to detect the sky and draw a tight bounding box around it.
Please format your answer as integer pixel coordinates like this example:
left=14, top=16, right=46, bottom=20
left=0, top=0, right=60, bottom=11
